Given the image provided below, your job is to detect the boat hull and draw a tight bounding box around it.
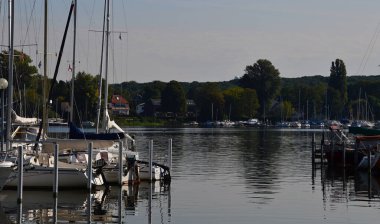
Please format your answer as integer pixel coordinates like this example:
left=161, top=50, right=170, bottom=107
left=5, top=166, right=103, bottom=189
left=324, top=146, right=363, bottom=168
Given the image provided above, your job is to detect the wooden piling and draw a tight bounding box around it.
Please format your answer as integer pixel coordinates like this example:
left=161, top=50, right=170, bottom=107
left=87, top=142, right=93, bottom=190
left=368, top=150, right=372, bottom=177
left=368, top=150, right=372, bottom=198
left=118, top=141, right=123, bottom=186
left=53, top=143, right=59, bottom=198
left=168, top=138, right=172, bottom=173
left=149, top=140, right=153, bottom=181
left=343, top=142, right=346, bottom=169
left=311, top=133, right=315, bottom=163
left=17, top=146, right=23, bottom=204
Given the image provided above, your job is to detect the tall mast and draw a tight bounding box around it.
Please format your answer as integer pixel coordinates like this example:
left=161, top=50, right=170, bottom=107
left=96, top=0, right=107, bottom=133
left=70, top=0, right=77, bottom=122
left=42, top=0, right=48, bottom=136
left=101, top=0, right=110, bottom=132
left=6, top=0, right=14, bottom=151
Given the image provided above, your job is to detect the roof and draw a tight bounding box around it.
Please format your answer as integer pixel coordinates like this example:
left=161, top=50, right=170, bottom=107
left=111, top=95, right=128, bottom=104
left=151, top=99, right=161, bottom=106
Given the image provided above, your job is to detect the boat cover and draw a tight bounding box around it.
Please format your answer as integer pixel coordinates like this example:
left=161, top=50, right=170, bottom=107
left=69, top=122, right=125, bottom=140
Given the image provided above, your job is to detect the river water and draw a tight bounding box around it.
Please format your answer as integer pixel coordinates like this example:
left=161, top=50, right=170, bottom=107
left=1, top=127, right=380, bottom=223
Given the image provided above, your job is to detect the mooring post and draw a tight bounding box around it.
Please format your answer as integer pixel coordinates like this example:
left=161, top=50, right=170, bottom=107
left=368, top=150, right=372, bottom=177
left=53, top=143, right=59, bottom=198
left=312, top=133, right=315, bottom=165
left=368, top=150, right=372, bottom=199
left=53, top=194, right=58, bottom=223
left=149, top=140, right=153, bottom=181
left=331, top=140, right=334, bottom=166
left=168, top=138, right=172, bottom=173
left=343, top=142, right=346, bottom=169
left=87, top=142, right=93, bottom=191
left=354, top=140, right=358, bottom=167
left=119, top=141, right=123, bottom=186
left=17, top=145, right=23, bottom=204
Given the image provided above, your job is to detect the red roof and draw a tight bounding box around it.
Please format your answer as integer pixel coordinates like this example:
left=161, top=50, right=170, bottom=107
left=111, top=95, right=128, bottom=104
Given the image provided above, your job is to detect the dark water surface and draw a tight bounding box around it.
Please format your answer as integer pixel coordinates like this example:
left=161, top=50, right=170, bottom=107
left=1, top=128, right=380, bottom=223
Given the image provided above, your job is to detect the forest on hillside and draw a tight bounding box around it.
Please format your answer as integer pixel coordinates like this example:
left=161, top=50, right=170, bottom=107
left=1, top=50, right=380, bottom=123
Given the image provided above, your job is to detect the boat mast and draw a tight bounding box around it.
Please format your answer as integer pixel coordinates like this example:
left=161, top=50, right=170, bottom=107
left=42, top=0, right=48, bottom=136
left=101, top=0, right=110, bottom=132
left=96, top=0, right=107, bottom=133
left=70, top=0, right=77, bottom=123
left=6, top=0, right=14, bottom=151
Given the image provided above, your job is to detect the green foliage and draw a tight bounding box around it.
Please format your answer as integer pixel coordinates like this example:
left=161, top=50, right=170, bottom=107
left=0, top=50, right=40, bottom=117
left=271, top=100, right=295, bottom=121
left=161, top=80, right=187, bottom=115
left=328, top=59, right=347, bottom=118
left=194, top=83, right=225, bottom=121
left=142, top=81, right=165, bottom=101
left=7, top=50, right=380, bottom=123
left=240, top=59, right=281, bottom=118
left=223, top=87, right=259, bottom=120
left=74, top=72, right=99, bottom=122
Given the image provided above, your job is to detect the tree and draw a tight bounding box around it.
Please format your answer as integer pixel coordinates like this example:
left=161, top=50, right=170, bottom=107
left=142, top=81, right=165, bottom=102
left=240, top=59, right=281, bottom=118
left=328, top=59, right=347, bottom=118
left=161, top=80, right=187, bottom=115
left=0, top=50, right=38, bottom=89
left=224, top=87, right=259, bottom=120
left=74, top=72, right=99, bottom=122
left=194, top=83, right=225, bottom=121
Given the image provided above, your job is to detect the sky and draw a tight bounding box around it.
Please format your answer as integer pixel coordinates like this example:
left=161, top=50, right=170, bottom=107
left=2, top=0, right=380, bottom=83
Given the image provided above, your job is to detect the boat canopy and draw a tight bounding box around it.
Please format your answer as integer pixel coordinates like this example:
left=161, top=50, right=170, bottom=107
left=349, top=127, right=380, bottom=136
left=69, top=122, right=125, bottom=140
left=355, top=135, right=380, bottom=142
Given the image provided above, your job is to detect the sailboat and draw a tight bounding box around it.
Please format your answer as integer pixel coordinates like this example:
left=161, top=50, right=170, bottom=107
left=0, top=1, right=106, bottom=190
left=67, top=0, right=170, bottom=184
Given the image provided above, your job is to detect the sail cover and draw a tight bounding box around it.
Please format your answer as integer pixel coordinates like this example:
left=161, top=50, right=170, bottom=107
left=11, top=110, right=38, bottom=125
left=69, top=122, right=125, bottom=140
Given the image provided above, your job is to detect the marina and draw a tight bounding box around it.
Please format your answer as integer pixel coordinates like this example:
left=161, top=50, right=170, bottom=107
left=1, top=127, right=380, bottom=223
left=2, top=0, right=380, bottom=223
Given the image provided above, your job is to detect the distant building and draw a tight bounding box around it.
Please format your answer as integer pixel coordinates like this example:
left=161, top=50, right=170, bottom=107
left=109, top=95, right=130, bottom=116
left=136, top=103, right=145, bottom=115
left=142, top=98, right=197, bottom=118
left=144, top=99, right=161, bottom=117
left=186, top=99, right=197, bottom=118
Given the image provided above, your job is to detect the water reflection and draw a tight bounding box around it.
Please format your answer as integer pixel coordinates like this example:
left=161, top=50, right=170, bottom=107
left=0, top=182, right=171, bottom=223
left=321, top=167, right=380, bottom=203
left=3, top=128, right=380, bottom=223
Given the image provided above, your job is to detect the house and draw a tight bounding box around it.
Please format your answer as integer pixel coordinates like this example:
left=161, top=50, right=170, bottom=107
left=109, top=95, right=130, bottom=116
left=144, top=99, right=161, bottom=117
left=136, top=103, right=145, bottom=115
left=142, top=98, right=197, bottom=118
left=186, top=99, right=196, bottom=118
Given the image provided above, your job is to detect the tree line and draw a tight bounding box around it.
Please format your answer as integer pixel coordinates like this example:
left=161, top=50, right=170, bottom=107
left=1, top=50, right=380, bottom=123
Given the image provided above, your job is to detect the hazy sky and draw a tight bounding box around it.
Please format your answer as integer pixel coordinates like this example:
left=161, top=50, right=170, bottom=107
left=2, top=0, right=380, bottom=83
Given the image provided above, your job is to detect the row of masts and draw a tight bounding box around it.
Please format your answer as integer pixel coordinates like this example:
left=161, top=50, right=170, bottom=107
left=4, top=0, right=113, bottom=147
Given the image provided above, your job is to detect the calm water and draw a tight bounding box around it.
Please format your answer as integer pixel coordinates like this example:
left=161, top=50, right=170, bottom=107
left=1, top=127, right=380, bottom=223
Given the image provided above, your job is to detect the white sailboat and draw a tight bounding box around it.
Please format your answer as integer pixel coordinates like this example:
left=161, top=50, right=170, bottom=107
left=1, top=1, right=106, bottom=190
left=67, top=0, right=170, bottom=184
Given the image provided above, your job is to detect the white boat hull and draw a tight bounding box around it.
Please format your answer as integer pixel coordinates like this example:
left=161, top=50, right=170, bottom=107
left=5, top=166, right=103, bottom=188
